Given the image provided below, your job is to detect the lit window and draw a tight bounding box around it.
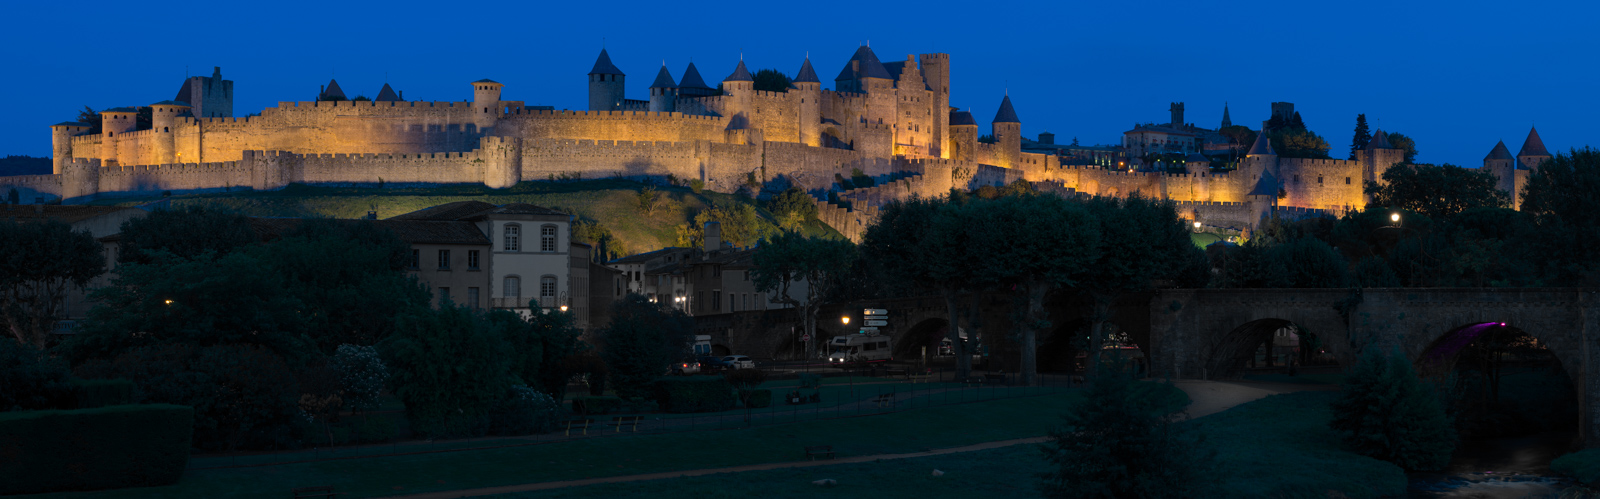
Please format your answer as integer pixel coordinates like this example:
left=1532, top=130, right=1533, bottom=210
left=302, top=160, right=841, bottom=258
left=540, top=276, right=557, bottom=298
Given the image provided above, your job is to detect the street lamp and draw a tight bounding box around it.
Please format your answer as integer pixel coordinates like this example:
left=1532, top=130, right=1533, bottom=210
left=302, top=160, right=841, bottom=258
left=841, top=316, right=850, bottom=325
left=1390, top=213, right=1401, bottom=224
left=1193, top=221, right=1202, bottom=230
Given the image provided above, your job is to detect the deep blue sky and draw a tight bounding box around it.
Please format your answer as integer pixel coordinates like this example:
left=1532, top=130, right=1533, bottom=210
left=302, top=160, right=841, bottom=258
left=3, top=0, right=1593, bottom=166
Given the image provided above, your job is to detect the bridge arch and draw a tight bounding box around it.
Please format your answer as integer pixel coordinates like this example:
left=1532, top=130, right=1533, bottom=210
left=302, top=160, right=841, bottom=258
left=1415, top=321, right=1579, bottom=439
left=893, top=318, right=948, bottom=360
left=1204, top=318, right=1337, bottom=379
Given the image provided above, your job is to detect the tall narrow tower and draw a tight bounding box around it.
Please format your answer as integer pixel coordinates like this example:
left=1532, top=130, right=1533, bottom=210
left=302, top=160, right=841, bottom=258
left=648, top=64, right=677, bottom=113
left=150, top=100, right=190, bottom=164
left=992, top=94, right=1021, bottom=169
left=471, top=79, right=503, bottom=130
left=588, top=49, right=626, bottom=111
left=919, top=53, right=951, bottom=158
left=721, top=60, right=754, bottom=130
left=1220, top=102, right=1232, bottom=128
left=49, top=122, right=90, bottom=174
left=793, top=56, right=821, bottom=147
left=1483, top=140, right=1515, bottom=200
left=1517, top=126, right=1552, bottom=173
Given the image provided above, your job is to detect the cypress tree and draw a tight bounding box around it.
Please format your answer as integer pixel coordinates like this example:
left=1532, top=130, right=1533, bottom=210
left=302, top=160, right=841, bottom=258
left=1350, top=114, right=1371, bottom=160
left=1328, top=347, right=1457, bottom=471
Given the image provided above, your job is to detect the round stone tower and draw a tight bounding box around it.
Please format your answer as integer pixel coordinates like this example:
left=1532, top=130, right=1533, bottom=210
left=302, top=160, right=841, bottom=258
left=793, top=56, right=821, bottom=147
left=100, top=107, right=138, bottom=167
left=647, top=64, right=677, bottom=113
left=588, top=49, right=626, bottom=112
left=471, top=79, right=503, bottom=130
left=49, top=122, right=90, bottom=174
left=150, top=100, right=190, bottom=165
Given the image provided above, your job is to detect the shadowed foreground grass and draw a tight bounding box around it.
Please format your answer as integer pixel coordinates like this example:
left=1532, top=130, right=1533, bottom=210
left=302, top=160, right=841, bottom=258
left=492, top=391, right=1406, bottom=499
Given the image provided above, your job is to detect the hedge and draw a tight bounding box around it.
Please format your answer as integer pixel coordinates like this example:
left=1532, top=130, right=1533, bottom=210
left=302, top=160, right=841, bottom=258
left=72, top=378, right=135, bottom=409
left=652, top=376, right=736, bottom=413
left=0, top=404, right=193, bottom=494
left=573, top=396, right=624, bottom=415
left=747, top=389, right=772, bottom=408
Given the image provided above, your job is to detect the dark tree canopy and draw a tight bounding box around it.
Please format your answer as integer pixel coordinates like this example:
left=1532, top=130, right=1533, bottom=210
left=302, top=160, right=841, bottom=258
left=599, top=294, right=693, bottom=399
left=0, top=219, right=104, bottom=347
left=116, top=206, right=258, bottom=264
left=1520, top=148, right=1600, bottom=285
left=1365, top=163, right=1508, bottom=220
left=751, top=69, right=792, bottom=93
left=1349, top=114, right=1371, bottom=160
left=1385, top=131, right=1420, bottom=164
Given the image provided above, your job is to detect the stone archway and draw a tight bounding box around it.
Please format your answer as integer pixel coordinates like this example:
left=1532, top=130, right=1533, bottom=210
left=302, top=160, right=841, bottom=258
left=893, top=318, right=948, bottom=362
left=1203, top=318, right=1332, bottom=379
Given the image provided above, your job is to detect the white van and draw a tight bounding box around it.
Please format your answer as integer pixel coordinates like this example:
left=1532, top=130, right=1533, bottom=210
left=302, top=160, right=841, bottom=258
left=828, top=335, right=892, bottom=364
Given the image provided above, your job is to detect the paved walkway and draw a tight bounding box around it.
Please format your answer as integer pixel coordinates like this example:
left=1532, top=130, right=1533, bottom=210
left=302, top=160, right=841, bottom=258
left=382, top=380, right=1328, bottom=499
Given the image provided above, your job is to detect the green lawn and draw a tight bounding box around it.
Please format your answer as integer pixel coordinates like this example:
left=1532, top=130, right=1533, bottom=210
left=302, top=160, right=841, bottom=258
left=99, top=180, right=839, bottom=255
left=496, top=391, right=1407, bottom=499
left=27, top=385, right=1170, bottom=499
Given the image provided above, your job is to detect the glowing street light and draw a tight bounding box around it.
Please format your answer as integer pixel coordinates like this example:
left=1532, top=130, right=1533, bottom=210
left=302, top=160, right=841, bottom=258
left=1390, top=213, right=1401, bottom=223
left=841, top=316, right=851, bottom=325
left=163, top=299, right=173, bottom=305
left=559, top=305, right=569, bottom=312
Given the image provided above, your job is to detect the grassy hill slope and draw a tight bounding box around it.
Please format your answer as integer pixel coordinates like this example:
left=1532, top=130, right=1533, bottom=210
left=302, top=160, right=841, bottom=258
left=97, top=180, right=839, bottom=258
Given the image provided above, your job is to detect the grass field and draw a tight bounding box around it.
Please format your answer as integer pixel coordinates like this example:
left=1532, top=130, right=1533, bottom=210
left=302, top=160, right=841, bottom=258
left=497, top=391, right=1407, bottom=499
left=96, top=180, right=839, bottom=256
left=26, top=384, right=1188, bottom=499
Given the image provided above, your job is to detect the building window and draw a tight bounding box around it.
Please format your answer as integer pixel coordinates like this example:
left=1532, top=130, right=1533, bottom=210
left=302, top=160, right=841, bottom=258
left=1318, top=176, right=1323, bottom=184
left=540, top=275, right=557, bottom=298
left=713, top=290, right=721, bottom=311
left=439, top=287, right=450, bottom=305
left=729, top=293, right=735, bottom=312
left=468, top=250, right=480, bottom=270
left=505, top=276, right=521, bottom=300
left=409, top=249, right=420, bottom=270
left=468, top=287, right=480, bottom=309
left=438, top=249, right=451, bottom=270
left=504, top=224, right=521, bottom=252
left=1346, top=177, right=1352, bottom=185
left=540, top=225, right=557, bottom=252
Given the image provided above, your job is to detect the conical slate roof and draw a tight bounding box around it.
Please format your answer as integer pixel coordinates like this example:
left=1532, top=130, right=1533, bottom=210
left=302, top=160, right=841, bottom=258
left=1248, top=168, right=1281, bottom=196
left=650, top=65, right=677, bottom=88
left=375, top=83, right=401, bottom=102
left=949, top=110, right=977, bottom=126
left=1186, top=152, right=1211, bottom=163
left=992, top=95, right=1020, bottom=123
left=1485, top=140, right=1513, bottom=161
left=1247, top=126, right=1275, bottom=156
left=724, top=60, right=753, bottom=82
left=1366, top=129, right=1393, bottom=150
left=473, top=79, right=501, bottom=84
left=835, top=45, right=893, bottom=81
left=793, top=57, right=819, bottom=83
left=588, top=49, right=624, bottom=76
left=320, top=79, right=347, bottom=100
left=150, top=100, right=190, bottom=107
left=1519, top=127, right=1551, bottom=157
left=679, top=62, right=712, bottom=90
left=51, top=122, right=89, bottom=127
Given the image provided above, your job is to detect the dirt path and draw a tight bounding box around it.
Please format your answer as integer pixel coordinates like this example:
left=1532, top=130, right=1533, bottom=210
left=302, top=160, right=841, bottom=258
left=382, top=380, right=1326, bottom=499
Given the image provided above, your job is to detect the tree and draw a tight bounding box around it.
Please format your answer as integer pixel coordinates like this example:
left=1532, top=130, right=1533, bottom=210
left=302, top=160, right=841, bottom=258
left=965, top=195, right=1100, bottom=385
left=383, top=305, right=512, bottom=438
left=694, top=203, right=774, bottom=248
left=752, top=69, right=792, bottom=93
left=489, top=306, right=587, bottom=399
left=1268, top=128, right=1333, bottom=159
left=1329, top=348, right=1456, bottom=471
left=115, top=205, right=258, bottom=264
left=599, top=294, right=692, bottom=399
left=766, top=186, right=818, bottom=231
left=1385, top=132, right=1419, bottom=164
left=1349, top=114, right=1371, bottom=160
left=1365, top=163, right=1508, bottom=220
left=1038, top=365, right=1216, bottom=498
left=0, top=338, right=76, bottom=411
left=331, top=344, right=389, bottom=413
left=1079, top=196, right=1198, bottom=378
left=0, top=219, right=104, bottom=347
left=859, top=196, right=979, bottom=379
left=1267, top=237, right=1351, bottom=288
left=1520, top=148, right=1600, bottom=285
left=752, top=231, right=858, bottom=362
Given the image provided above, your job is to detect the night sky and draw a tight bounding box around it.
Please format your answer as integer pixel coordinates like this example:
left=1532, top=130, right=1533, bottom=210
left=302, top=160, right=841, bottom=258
left=3, top=0, right=1593, bottom=166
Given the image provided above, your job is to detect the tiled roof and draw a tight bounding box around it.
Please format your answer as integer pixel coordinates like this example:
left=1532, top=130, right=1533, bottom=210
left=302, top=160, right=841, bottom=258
left=949, top=110, right=977, bottom=126
left=835, top=45, right=893, bottom=81
left=104, top=107, right=138, bottom=113
left=609, top=246, right=689, bottom=264
left=1519, top=126, right=1551, bottom=157
left=487, top=203, right=569, bottom=216
left=320, top=79, right=347, bottom=101
left=589, top=49, right=625, bottom=76
left=992, top=95, right=1020, bottom=123
left=1186, top=152, right=1211, bottom=163
left=51, top=122, right=89, bottom=127
left=793, top=57, right=819, bottom=83
left=679, top=62, right=712, bottom=90
left=375, top=83, right=401, bottom=102
left=387, top=201, right=498, bottom=221
left=1485, top=140, right=1513, bottom=161
left=650, top=65, right=677, bottom=88
left=1365, top=129, right=1393, bottom=150
left=473, top=79, right=501, bottom=84
left=1248, top=127, right=1276, bottom=156
left=250, top=217, right=488, bottom=245
left=724, top=60, right=753, bottom=82
left=150, top=100, right=190, bottom=107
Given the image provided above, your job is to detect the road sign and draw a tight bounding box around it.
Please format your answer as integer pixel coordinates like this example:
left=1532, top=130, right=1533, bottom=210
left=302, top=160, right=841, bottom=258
left=858, top=327, right=880, bottom=334
left=800, top=335, right=810, bottom=342
left=863, top=309, right=888, bottom=316
left=864, top=320, right=888, bottom=327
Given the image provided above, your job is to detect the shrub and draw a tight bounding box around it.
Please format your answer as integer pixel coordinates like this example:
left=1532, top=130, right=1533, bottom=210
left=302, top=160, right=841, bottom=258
left=332, top=344, right=389, bottom=412
left=573, top=396, right=623, bottom=415
left=1038, top=367, right=1216, bottom=499
left=689, top=179, right=705, bottom=194
left=71, top=379, right=133, bottom=409
left=96, top=343, right=301, bottom=451
left=725, top=369, right=767, bottom=406
left=1553, top=449, right=1600, bottom=487
left=747, top=389, right=772, bottom=408
left=352, top=413, right=400, bottom=443
left=1329, top=348, right=1457, bottom=471
left=0, top=404, right=192, bottom=494
left=0, top=340, right=76, bottom=411
left=490, top=385, right=561, bottom=436
left=652, top=376, right=736, bottom=413
left=384, top=306, right=512, bottom=439
left=600, top=295, right=693, bottom=399
left=622, top=397, right=659, bottom=413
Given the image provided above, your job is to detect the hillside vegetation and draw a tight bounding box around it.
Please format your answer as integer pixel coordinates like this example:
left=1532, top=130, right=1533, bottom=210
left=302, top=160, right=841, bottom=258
left=98, top=180, right=839, bottom=259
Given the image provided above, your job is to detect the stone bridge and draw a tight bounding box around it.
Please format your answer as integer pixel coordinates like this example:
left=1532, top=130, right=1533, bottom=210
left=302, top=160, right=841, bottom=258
left=699, top=287, right=1600, bottom=445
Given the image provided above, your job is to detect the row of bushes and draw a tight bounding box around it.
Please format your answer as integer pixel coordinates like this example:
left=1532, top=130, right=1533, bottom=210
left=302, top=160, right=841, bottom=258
left=572, top=377, right=775, bottom=414
left=0, top=404, right=192, bottom=494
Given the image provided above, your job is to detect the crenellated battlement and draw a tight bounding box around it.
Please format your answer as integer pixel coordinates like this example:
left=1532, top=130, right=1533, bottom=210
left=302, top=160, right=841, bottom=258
left=502, top=109, right=725, bottom=122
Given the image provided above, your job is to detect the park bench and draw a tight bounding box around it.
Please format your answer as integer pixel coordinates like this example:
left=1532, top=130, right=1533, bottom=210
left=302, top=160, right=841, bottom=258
left=563, top=418, right=593, bottom=436
left=292, top=485, right=337, bottom=499
left=985, top=373, right=1008, bottom=385
left=962, top=376, right=987, bottom=386
left=907, top=374, right=932, bottom=383
left=610, top=415, right=642, bottom=433
left=804, top=445, right=836, bottom=460
left=871, top=393, right=895, bottom=409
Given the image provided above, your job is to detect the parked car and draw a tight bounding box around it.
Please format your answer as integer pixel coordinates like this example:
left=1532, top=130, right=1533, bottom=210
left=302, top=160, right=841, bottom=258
left=722, top=355, right=755, bottom=370
left=696, top=356, right=734, bottom=372
left=672, top=359, right=702, bottom=375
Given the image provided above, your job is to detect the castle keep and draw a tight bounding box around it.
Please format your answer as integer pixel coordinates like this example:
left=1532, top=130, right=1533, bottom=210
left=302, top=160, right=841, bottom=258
left=5, top=47, right=1554, bottom=239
